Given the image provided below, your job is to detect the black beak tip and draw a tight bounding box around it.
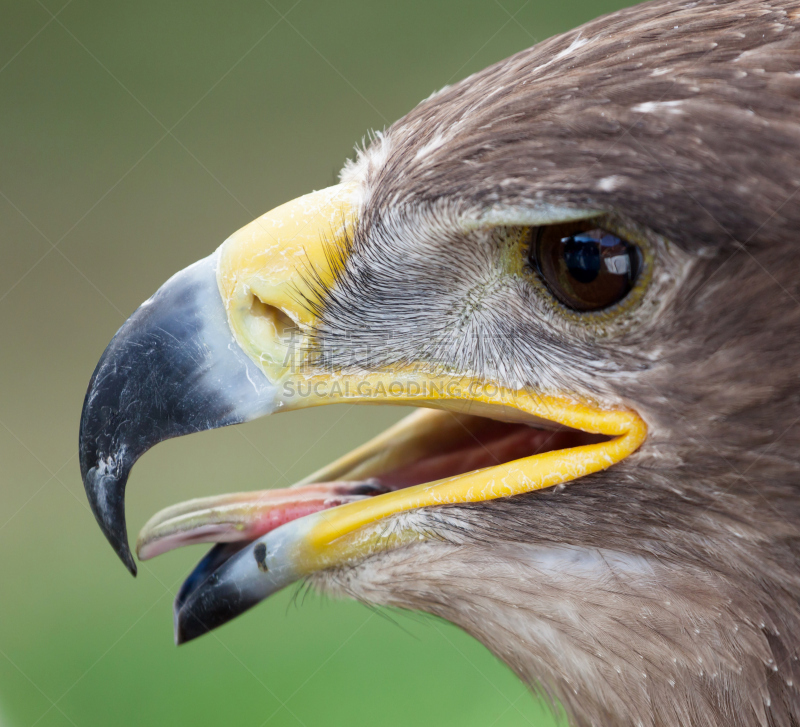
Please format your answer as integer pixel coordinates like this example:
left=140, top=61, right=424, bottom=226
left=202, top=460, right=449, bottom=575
left=174, top=607, right=207, bottom=645
left=96, top=510, right=138, bottom=577
left=117, top=542, right=138, bottom=577
left=174, top=594, right=231, bottom=646
left=82, top=465, right=138, bottom=577
left=172, top=546, right=263, bottom=646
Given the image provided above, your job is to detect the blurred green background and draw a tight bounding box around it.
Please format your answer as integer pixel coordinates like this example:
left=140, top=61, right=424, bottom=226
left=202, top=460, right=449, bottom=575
left=0, top=1, right=631, bottom=725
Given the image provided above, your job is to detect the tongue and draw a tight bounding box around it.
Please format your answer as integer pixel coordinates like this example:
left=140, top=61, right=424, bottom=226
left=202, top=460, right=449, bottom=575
left=136, top=480, right=385, bottom=560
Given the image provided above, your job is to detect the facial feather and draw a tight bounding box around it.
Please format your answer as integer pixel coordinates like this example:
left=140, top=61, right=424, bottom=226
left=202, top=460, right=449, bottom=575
left=302, top=2, right=800, bottom=725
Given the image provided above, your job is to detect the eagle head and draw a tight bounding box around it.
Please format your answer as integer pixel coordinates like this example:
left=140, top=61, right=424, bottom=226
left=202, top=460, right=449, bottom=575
left=79, top=1, right=800, bottom=725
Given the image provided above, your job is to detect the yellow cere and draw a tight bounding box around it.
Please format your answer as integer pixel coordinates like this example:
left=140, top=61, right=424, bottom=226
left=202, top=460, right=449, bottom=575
left=216, top=183, right=358, bottom=377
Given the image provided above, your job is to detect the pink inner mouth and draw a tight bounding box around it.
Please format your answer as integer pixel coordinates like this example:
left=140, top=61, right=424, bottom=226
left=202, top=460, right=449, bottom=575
left=137, top=418, right=607, bottom=561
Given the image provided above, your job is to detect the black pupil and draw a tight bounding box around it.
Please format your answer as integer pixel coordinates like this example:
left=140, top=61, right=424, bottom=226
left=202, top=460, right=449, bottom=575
left=563, top=233, right=602, bottom=284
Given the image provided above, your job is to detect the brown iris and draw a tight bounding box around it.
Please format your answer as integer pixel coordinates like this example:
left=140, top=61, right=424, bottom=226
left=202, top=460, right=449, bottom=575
left=529, top=221, right=641, bottom=312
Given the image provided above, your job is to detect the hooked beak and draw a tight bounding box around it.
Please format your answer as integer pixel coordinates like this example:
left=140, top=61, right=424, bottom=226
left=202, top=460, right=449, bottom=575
left=79, top=183, right=646, bottom=640
left=78, top=251, right=277, bottom=575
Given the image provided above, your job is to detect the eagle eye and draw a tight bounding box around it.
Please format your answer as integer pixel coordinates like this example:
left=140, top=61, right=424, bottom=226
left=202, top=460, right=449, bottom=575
left=529, top=221, right=642, bottom=312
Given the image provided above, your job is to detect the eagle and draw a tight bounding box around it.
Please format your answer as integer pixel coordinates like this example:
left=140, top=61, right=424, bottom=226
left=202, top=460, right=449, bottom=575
left=78, top=1, right=800, bottom=725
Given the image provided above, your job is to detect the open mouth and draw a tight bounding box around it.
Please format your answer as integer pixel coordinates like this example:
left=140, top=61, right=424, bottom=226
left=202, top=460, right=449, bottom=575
left=137, top=409, right=609, bottom=561
left=130, top=399, right=637, bottom=645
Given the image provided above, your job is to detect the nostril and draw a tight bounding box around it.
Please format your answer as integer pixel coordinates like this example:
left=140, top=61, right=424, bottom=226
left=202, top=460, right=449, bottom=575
left=249, top=294, right=270, bottom=318
left=249, top=295, right=295, bottom=338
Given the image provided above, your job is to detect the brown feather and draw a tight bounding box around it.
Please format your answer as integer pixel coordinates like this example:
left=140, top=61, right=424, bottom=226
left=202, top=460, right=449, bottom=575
left=308, top=2, right=800, bottom=725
